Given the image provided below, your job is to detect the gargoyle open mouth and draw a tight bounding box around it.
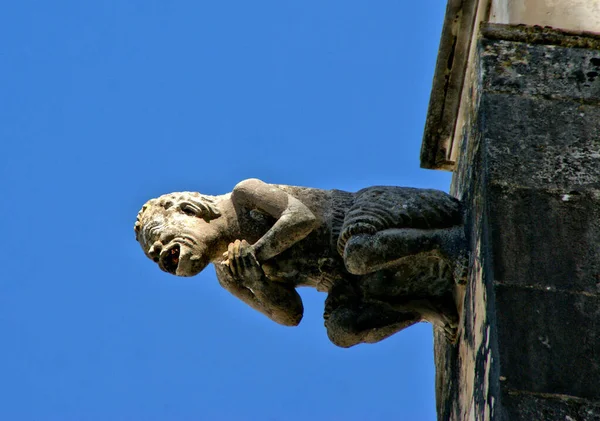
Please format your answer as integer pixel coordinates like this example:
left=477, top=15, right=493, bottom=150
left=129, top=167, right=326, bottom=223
left=162, top=244, right=181, bottom=274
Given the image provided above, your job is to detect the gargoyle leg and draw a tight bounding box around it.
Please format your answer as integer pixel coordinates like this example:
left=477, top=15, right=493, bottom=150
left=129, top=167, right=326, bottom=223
left=342, top=226, right=465, bottom=276
left=325, top=300, right=421, bottom=348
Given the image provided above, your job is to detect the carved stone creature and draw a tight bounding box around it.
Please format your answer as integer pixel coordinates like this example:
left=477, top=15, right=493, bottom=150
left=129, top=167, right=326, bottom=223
left=135, top=179, right=466, bottom=347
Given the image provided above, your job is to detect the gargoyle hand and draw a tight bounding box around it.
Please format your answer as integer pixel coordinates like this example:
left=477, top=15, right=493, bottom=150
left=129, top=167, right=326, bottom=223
left=223, top=239, right=264, bottom=289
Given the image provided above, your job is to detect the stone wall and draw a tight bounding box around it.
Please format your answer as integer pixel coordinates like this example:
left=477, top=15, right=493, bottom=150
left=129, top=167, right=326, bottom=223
left=435, top=24, right=600, bottom=420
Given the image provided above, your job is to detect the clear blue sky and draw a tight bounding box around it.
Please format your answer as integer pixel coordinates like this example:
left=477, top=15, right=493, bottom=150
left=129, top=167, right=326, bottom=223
left=1, top=1, right=451, bottom=420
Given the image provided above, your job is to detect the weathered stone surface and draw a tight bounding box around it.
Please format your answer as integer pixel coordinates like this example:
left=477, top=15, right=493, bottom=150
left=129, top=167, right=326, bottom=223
left=501, top=391, right=600, bottom=421
left=489, top=186, right=600, bottom=294
left=134, top=179, right=467, bottom=348
left=435, top=24, right=600, bottom=421
left=481, top=39, right=600, bottom=101
left=496, top=285, right=600, bottom=399
left=421, top=0, right=484, bottom=170
left=422, top=22, right=600, bottom=172
left=482, top=95, right=600, bottom=190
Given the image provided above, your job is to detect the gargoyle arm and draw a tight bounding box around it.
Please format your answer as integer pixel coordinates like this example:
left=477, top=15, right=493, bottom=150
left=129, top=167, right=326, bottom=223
left=232, top=178, right=318, bottom=262
left=214, top=264, right=304, bottom=327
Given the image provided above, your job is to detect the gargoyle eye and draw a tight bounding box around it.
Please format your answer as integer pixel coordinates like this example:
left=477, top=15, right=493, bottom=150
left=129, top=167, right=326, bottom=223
left=180, top=202, right=200, bottom=217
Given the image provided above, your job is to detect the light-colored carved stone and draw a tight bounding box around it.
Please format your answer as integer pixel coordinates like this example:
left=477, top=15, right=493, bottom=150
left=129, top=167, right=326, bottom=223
left=135, top=179, right=467, bottom=347
left=490, top=0, right=600, bottom=32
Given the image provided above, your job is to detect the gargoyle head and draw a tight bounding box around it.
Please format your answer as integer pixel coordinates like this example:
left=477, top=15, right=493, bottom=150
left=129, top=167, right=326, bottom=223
left=134, top=192, right=224, bottom=277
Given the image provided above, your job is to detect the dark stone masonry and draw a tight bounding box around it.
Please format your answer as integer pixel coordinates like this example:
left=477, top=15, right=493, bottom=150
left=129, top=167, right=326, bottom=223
left=434, top=24, right=600, bottom=420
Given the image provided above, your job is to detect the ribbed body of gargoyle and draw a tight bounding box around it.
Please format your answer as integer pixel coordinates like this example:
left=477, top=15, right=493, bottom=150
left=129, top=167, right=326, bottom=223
left=135, top=179, right=466, bottom=347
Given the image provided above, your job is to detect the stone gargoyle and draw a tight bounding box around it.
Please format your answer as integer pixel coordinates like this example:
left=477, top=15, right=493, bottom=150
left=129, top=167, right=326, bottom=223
left=134, top=179, right=466, bottom=347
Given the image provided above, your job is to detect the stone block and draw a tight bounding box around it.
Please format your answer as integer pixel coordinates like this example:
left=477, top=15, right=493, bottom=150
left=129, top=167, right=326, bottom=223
left=501, top=391, right=600, bottom=421
left=488, top=185, right=600, bottom=294
left=495, top=285, right=600, bottom=400
left=481, top=38, right=600, bottom=102
left=481, top=94, right=600, bottom=190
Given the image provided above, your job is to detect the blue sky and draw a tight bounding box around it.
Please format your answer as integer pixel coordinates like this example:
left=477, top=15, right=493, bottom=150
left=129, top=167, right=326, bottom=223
left=1, top=1, right=450, bottom=420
